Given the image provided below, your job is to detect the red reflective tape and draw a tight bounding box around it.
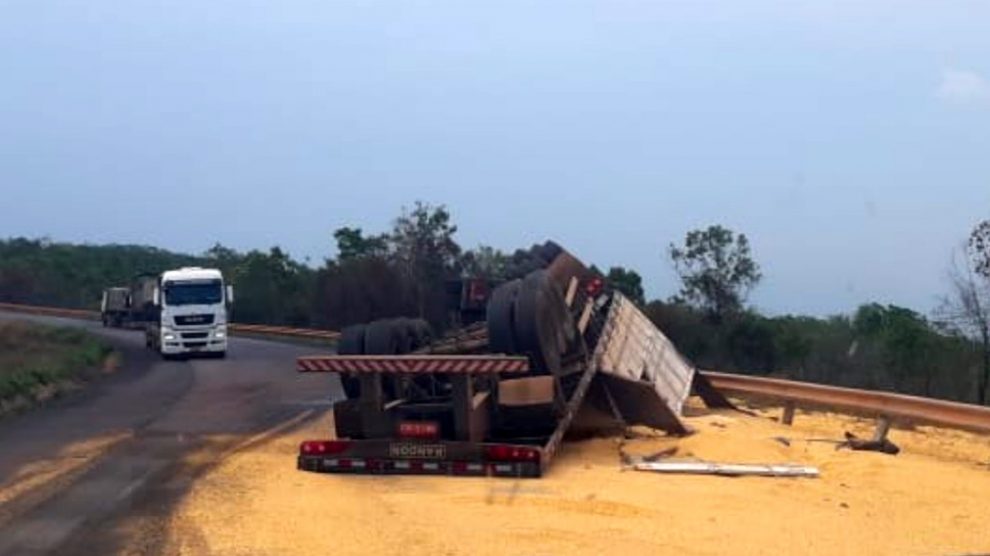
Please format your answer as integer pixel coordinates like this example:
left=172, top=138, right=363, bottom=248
left=300, top=360, right=320, bottom=372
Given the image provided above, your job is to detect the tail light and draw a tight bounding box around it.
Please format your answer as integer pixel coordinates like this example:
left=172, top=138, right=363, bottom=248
left=584, top=277, right=605, bottom=298
left=485, top=444, right=541, bottom=462
left=300, top=440, right=351, bottom=455
left=467, top=280, right=489, bottom=303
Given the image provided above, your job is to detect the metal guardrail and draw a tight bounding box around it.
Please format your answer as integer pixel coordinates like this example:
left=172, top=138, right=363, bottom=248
left=230, top=323, right=339, bottom=340
left=0, top=302, right=98, bottom=320
left=0, top=302, right=339, bottom=341
left=703, top=371, right=990, bottom=435
left=2, top=301, right=988, bottom=434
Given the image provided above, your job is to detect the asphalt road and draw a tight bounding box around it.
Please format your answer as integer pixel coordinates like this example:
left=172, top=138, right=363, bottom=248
left=0, top=312, right=340, bottom=556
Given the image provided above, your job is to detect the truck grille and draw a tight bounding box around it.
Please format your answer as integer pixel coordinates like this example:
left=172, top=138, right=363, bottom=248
left=181, top=332, right=209, bottom=339
left=174, top=314, right=214, bottom=326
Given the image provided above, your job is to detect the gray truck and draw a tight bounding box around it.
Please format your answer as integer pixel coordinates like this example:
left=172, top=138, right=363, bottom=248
left=100, top=287, right=130, bottom=327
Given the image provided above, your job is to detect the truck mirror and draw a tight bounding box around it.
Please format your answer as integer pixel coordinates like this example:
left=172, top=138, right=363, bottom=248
left=226, top=285, right=234, bottom=304
left=153, top=286, right=161, bottom=306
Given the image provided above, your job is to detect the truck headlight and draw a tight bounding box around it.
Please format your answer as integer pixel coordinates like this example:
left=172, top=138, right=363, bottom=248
left=215, top=331, right=226, bottom=339
left=164, top=332, right=176, bottom=341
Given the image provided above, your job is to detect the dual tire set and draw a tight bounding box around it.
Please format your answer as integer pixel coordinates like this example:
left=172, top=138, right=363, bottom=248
left=487, top=268, right=575, bottom=376
left=335, top=241, right=581, bottom=396
left=337, top=317, right=433, bottom=398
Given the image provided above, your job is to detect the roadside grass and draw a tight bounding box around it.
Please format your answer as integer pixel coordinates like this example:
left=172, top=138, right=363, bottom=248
left=0, top=321, right=114, bottom=411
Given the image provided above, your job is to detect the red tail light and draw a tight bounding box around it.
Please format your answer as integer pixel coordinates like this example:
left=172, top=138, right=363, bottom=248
left=584, top=277, right=605, bottom=297
left=398, top=421, right=440, bottom=440
left=300, top=440, right=351, bottom=455
left=485, top=444, right=541, bottom=462
left=468, top=280, right=489, bottom=303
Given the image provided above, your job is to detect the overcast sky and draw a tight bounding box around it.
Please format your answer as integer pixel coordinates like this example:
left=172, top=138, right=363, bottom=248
left=2, top=1, right=989, bottom=316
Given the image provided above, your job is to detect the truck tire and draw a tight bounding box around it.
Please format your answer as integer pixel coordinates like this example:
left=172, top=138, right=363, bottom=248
left=364, top=320, right=403, bottom=355
left=396, top=318, right=432, bottom=351
left=364, top=319, right=408, bottom=399
left=513, top=270, right=568, bottom=375
left=537, top=241, right=564, bottom=265
left=338, top=325, right=367, bottom=355
left=337, top=325, right=366, bottom=398
left=487, top=279, right=522, bottom=355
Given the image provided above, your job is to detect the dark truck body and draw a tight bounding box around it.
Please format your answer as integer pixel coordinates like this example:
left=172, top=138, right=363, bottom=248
left=100, top=287, right=130, bottom=327
left=127, top=273, right=159, bottom=326
left=297, top=242, right=725, bottom=478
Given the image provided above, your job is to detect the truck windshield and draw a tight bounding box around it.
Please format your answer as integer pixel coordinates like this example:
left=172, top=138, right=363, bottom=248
left=163, top=279, right=222, bottom=306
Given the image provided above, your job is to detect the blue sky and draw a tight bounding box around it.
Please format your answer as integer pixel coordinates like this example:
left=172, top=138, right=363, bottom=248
left=2, top=1, right=989, bottom=316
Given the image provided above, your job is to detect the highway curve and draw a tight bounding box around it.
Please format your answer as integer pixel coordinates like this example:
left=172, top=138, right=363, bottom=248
left=0, top=311, right=339, bottom=556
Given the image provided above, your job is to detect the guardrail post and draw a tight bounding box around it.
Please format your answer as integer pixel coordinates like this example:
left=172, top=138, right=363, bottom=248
left=781, top=401, right=796, bottom=426
left=872, top=415, right=891, bottom=442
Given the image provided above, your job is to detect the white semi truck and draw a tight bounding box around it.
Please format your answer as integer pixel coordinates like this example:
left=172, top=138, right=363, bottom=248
left=140, top=267, right=233, bottom=359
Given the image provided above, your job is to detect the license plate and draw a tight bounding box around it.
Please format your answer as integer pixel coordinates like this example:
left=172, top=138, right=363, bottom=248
left=388, top=443, right=447, bottom=459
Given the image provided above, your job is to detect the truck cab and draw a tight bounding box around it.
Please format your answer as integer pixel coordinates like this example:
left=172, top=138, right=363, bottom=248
left=145, top=267, right=232, bottom=358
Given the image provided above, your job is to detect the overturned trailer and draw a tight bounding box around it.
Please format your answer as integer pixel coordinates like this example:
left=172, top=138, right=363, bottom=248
left=296, top=242, right=731, bottom=478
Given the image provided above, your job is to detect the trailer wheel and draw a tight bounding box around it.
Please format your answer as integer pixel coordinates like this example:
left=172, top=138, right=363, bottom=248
left=364, top=320, right=403, bottom=355
left=537, top=241, right=564, bottom=265
left=365, top=320, right=409, bottom=399
left=487, top=279, right=522, bottom=355
left=513, top=270, right=568, bottom=374
left=337, top=324, right=366, bottom=398
left=338, top=324, right=367, bottom=355
left=398, top=318, right=433, bottom=351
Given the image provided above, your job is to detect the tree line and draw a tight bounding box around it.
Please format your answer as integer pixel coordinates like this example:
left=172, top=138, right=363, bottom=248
left=1, top=204, right=988, bottom=405
left=648, top=223, right=990, bottom=406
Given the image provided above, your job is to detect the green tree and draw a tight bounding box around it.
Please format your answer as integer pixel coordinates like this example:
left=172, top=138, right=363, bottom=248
left=854, top=303, right=935, bottom=394
left=606, top=266, right=645, bottom=306
left=391, top=202, right=462, bottom=323
left=461, top=245, right=510, bottom=281
left=937, top=237, right=990, bottom=405
left=203, top=243, right=242, bottom=278
left=970, top=219, right=990, bottom=278
left=230, top=247, right=315, bottom=326
left=333, top=227, right=388, bottom=262
left=668, top=225, right=761, bottom=323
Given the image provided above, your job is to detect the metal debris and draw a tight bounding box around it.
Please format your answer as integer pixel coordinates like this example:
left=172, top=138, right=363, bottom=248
left=632, top=460, right=820, bottom=478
